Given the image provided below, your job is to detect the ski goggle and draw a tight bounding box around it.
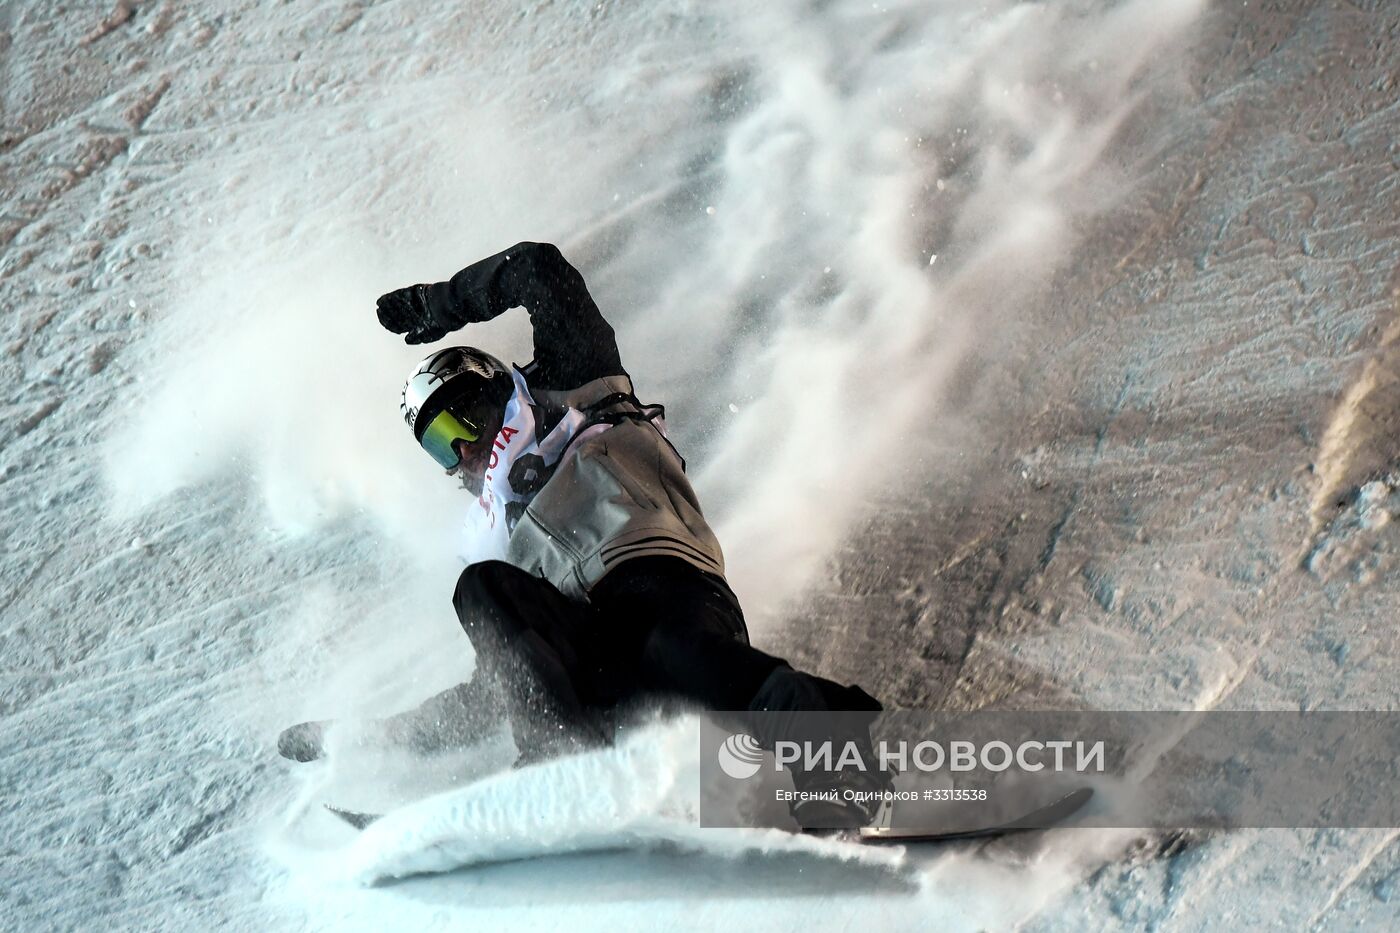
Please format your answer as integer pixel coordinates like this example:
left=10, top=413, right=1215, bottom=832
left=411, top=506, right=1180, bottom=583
left=418, top=408, right=482, bottom=470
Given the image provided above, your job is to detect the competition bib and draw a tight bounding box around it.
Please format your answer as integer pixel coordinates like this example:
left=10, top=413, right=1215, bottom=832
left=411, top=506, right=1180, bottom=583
left=457, top=367, right=613, bottom=564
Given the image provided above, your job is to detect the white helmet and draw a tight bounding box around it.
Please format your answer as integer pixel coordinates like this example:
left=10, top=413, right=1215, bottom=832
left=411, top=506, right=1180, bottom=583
left=401, top=347, right=511, bottom=468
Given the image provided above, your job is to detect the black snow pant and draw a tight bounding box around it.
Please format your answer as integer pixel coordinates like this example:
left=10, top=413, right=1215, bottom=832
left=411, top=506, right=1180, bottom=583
left=415, top=556, right=882, bottom=762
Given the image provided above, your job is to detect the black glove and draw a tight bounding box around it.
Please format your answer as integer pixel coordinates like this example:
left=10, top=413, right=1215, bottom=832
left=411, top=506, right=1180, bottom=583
left=277, top=720, right=329, bottom=763
left=376, top=284, right=449, bottom=345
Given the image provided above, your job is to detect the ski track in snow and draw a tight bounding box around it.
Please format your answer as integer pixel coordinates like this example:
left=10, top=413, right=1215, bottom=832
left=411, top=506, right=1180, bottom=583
left=3, top=0, right=1399, bottom=930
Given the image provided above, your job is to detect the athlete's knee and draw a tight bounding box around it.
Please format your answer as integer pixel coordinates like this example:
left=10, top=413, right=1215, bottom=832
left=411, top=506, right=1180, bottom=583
left=453, top=560, right=516, bottom=614
left=452, top=560, right=527, bottom=643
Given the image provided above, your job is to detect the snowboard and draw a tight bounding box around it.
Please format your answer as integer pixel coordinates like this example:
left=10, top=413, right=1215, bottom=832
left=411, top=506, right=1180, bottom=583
left=325, top=805, right=381, bottom=830
left=857, top=785, right=1093, bottom=843
left=327, top=786, right=1094, bottom=841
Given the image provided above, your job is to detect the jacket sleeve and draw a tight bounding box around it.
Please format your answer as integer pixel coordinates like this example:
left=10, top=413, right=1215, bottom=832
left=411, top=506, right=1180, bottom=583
left=424, top=241, right=625, bottom=391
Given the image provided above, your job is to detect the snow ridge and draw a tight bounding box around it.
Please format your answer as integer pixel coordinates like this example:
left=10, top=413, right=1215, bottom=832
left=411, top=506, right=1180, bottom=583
left=336, top=719, right=902, bottom=885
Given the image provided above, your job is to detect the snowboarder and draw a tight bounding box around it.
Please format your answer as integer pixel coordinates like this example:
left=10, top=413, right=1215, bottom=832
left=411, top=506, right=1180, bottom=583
left=279, top=241, right=888, bottom=829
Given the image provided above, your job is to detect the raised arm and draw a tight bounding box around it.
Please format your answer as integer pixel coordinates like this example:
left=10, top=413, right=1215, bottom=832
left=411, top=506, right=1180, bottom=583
left=376, top=242, right=624, bottom=391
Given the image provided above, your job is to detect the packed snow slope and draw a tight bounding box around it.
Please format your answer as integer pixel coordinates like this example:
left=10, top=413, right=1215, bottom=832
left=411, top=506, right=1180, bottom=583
left=2, top=0, right=1398, bottom=930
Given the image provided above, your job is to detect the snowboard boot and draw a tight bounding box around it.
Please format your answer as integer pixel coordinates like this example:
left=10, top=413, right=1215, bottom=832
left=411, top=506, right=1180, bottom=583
left=745, top=666, right=892, bottom=832
left=787, top=763, right=896, bottom=833
left=790, top=790, right=887, bottom=834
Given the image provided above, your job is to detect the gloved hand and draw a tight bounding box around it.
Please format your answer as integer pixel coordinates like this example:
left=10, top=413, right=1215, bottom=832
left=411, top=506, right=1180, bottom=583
left=376, top=284, right=449, bottom=345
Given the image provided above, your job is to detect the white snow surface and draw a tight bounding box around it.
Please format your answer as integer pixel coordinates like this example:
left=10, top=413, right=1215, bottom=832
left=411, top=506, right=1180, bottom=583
left=3, top=0, right=1399, bottom=929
